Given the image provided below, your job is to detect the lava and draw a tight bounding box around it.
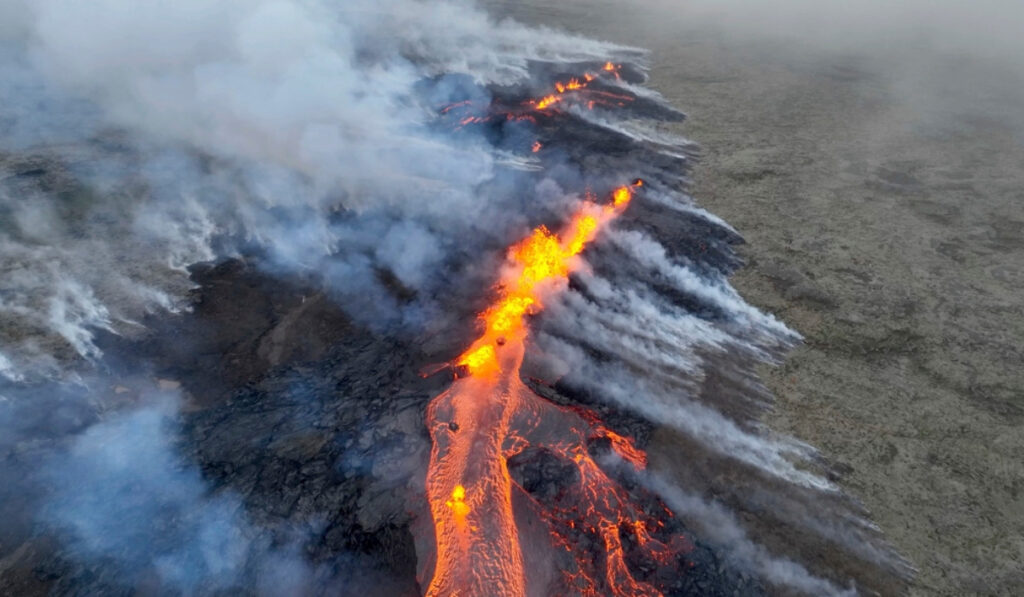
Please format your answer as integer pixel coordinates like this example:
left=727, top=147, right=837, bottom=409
left=527, top=63, right=631, bottom=113
left=440, top=63, right=633, bottom=130
left=424, top=181, right=690, bottom=596
left=535, top=95, right=562, bottom=110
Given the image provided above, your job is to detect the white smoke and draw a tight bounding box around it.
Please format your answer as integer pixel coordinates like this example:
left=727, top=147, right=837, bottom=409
left=532, top=212, right=909, bottom=585
left=542, top=328, right=828, bottom=491
left=536, top=232, right=823, bottom=488
left=0, top=350, right=21, bottom=382
left=0, top=0, right=634, bottom=378
left=30, top=386, right=344, bottom=595
left=645, top=475, right=853, bottom=596
left=21, top=0, right=633, bottom=205
left=608, top=228, right=794, bottom=338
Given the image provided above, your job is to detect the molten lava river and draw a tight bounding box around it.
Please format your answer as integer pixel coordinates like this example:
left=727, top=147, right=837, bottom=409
left=422, top=181, right=692, bottom=596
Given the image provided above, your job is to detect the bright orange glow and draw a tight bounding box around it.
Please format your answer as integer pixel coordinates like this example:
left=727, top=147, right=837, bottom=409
left=531, top=141, right=542, bottom=153
left=566, top=214, right=598, bottom=255
left=535, top=95, right=561, bottom=110
left=442, top=65, right=633, bottom=131
left=446, top=485, right=471, bottom=529
left=423, top=181, right=683, bottom=597
left=491, top=296, right=536, bottom=332
left=458, top=344, right=499, bottom=377
left=613, top=185, right=632, bottom=207
left=524, top=65, right=633, bottom=115
left=602, top=62, right=623, bottom=80
left=452, top=186, right=631, bottom=380
left=452, top=178, right=640, bottom=386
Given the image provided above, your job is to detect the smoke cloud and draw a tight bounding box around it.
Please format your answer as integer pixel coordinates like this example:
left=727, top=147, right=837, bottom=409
left=644, top=474, right=852, bottom=596
left=0, top=0, right=633, bottom=377
left=38, top=391, right=321, bottom=595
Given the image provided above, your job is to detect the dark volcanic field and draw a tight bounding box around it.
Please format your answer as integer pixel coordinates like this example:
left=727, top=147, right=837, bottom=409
left=1, top=59, right=785, bottom=595
left=5, top=1, right=1020, bottom=595
left=0, top=208, right=758, bottom=596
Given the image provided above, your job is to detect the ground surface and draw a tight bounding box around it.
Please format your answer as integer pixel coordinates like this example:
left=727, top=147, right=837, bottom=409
left=486, top=2, right=1024, bottom=595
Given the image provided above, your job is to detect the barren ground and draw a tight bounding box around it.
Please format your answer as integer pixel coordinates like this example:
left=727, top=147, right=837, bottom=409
left=486, top=1, right=1024, bottom=595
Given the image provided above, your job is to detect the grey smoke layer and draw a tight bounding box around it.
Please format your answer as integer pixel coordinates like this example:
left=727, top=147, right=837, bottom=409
left=39, top=391, right=320, bottom=595
left=0, top=0, right=629, bottom=379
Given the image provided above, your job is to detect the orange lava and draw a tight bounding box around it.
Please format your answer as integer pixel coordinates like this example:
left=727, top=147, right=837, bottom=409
left=424, top=181, right=689, bottom=596
left=440, top=63, right=631, bottom=127
left=535, top=95, right=562, bottom=110
left=528, top=63, right=629, bottom=113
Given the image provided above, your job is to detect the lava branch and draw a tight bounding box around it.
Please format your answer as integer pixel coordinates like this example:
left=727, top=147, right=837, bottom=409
left=528, top=62, right=628, bottom=113
left=442, top=63, right=633, bottom=131
left=423, top=180, right=690, bottom=596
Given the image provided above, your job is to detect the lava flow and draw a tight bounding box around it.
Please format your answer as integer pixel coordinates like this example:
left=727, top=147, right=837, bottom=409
left=423, top=180, right=691, bottom=596
left=527, top=63, right=633, bottom=113
left=444, top=63, right=634, bottom=131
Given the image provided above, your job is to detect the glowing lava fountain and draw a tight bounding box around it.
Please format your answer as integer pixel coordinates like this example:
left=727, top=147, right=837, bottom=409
left=423, top=181, right=690, bottom=596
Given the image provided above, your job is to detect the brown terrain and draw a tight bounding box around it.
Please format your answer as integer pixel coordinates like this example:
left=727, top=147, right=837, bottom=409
left=486, top=1, right=1024, bottom=595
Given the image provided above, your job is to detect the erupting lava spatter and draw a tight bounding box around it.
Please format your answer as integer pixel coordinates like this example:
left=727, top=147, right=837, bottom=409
left=424, top=180, right=691, bottom=596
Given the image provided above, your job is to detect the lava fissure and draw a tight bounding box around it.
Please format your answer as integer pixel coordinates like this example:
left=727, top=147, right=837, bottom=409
left=442, top=62, right=635, bottom=133
left=423, top=180, right=691, bottom=596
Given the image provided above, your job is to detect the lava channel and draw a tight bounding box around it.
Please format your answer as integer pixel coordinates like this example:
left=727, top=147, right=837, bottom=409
left=423, top=181, right=691, bottom=596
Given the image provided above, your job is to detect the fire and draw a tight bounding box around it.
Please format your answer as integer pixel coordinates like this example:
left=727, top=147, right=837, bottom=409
left=556, top=78, right=585, bottom=93
left=441, top=63, right=633, bottom=130
left=446, top=485, right=471, bottom=529
left=532, top=141, right=543, bottom=153
left=424, top=180, right=686, bottom=596
left=613, top=185, right=632, bottom=207
left=531, top=68, right=627, bottom=114
left=526, top=65, right=630, bottom=113
left=454, top=184, right=636, bottom=378
left=535, top=95, right=562, bottom=110
left=458, top=344, right=499, bottom=377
